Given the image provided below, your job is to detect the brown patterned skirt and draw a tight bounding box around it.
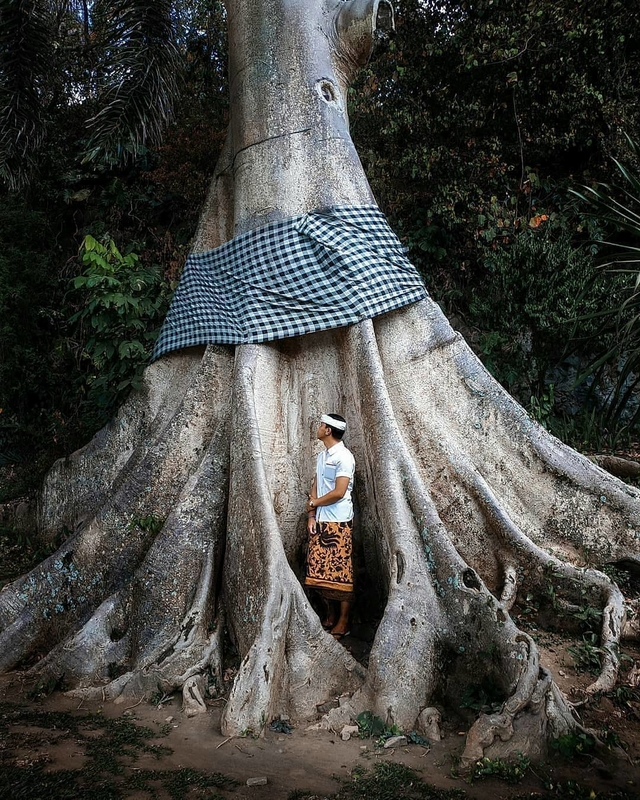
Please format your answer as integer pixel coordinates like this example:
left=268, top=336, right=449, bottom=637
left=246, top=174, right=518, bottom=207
left=305, top=519, right=354, bottom=601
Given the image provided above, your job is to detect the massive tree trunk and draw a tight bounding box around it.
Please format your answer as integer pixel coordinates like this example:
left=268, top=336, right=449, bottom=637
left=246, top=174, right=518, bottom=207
left=1, top=0, right=640, bottom=765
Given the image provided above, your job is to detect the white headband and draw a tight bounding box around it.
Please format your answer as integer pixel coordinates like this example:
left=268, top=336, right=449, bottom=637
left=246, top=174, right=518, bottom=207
left=321, top=414, right=346, bottom=431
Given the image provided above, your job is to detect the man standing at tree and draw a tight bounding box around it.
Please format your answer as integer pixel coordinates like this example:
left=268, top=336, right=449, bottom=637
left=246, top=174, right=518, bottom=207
left=305, top=413, right=355, bottom=639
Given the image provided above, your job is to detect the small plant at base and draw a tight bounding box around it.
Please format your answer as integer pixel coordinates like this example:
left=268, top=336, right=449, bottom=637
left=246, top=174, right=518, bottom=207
left=130, top=515, right=165, bottom=535
left=460, top=679, right=503, bottom=715
left=568, top=633, right=604, bottom=674
left=522, top=591, right=540, bottom=616
left=356, top=711, right=402, bottom=746
left=599, top=727, right=626, bottom=751
left=550, top=731, right=596, bottom=759
left=269, top=718, right=293, bottom=734
left=374, top=724, right=402, bottom=747
left=543, top=579, right=561, bottom=612
left=606, top=684, right=640, bottom=707
left=150, top=692, right=174, bottom=707
left=356, top=710, right=386, bottom=738
left=599, top=563, right=633, bottom=593
left=571, top=603, right=603, bottom=633
left=25, top=674, right=66, bottom=701
left=471, top=753, right=530, bottom=784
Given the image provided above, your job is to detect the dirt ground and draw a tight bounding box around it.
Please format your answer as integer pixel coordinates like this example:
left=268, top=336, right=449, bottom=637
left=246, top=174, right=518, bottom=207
left=1, top=626, right=639, bottom=800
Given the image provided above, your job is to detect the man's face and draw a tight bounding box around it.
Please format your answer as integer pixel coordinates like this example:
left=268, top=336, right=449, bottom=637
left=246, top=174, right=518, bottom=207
left=316, top=422, right=331, bottom=441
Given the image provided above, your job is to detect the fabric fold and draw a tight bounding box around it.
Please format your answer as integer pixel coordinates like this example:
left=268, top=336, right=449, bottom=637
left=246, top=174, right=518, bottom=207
left=152, top=204, right=427, bottom=359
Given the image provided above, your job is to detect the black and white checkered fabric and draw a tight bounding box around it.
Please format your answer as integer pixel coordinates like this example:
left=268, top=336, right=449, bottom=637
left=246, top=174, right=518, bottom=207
left=152, top=204, right=427, bottom=359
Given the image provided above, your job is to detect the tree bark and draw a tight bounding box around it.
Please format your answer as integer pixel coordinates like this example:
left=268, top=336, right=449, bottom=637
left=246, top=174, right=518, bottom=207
left=1, top=0, right=640, bottom=765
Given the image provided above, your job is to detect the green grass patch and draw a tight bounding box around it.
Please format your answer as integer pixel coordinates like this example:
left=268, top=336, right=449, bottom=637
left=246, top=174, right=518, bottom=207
left=0, top=701, right=236, bottom=799
left=288, top=761, right=636, bottom=800
left=470, top=753, right=530, bottom=784
left=289, top=762, right=466, bottom=800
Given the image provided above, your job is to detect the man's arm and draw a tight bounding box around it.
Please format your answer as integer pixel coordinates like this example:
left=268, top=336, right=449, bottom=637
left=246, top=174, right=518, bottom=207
left=307, top=477, right=318, bottom=533
left=308, top=476, right=349, bottom=509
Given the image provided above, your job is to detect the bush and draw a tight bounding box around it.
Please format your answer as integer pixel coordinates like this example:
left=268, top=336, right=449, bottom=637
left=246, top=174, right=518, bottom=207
left=0, top=202, right=74, bottom=480
left=70, top=234, right=173, bottom=412
left=469, top=223, right=613, bottom=398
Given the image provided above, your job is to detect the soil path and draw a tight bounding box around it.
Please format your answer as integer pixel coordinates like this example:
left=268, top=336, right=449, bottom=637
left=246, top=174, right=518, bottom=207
left=1, top=631, right=639, bottom=799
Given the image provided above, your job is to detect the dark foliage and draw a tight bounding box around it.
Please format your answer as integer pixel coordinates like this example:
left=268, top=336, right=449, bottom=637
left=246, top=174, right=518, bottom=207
left=349, top=0, right=640, bottom=418
left=0, top=0, right=53, bottom=189
left=0, top=700, right=236, bottom=799
left=84, top=0, right=182, bottom=165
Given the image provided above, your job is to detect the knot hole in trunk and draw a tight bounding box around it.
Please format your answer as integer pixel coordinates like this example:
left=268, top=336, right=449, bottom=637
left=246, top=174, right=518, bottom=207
left=316, top=79, right=342, bottom=111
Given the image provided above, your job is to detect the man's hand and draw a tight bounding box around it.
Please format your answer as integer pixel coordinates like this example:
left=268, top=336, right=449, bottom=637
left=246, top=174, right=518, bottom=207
left=307, top=516, right=316, bottom=535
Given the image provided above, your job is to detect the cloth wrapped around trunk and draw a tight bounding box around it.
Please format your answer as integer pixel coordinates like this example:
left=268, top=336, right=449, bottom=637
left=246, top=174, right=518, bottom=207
left=152, top=204, right=427, bottom=358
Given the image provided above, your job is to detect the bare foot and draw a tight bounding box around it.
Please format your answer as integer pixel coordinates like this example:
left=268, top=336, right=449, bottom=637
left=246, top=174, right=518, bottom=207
left=330, top=624, right=350, bottom=639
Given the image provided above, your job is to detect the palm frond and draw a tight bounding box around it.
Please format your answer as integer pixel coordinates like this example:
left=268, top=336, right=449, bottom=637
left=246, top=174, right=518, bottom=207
left=0, top=0, right=55, bottom=190
left=84, top=0, right=182, bottom=165
left=569, top=139, right=640, bottom=423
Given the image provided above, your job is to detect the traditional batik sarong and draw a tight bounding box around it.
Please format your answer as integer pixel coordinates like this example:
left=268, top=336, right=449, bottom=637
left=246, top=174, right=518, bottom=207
left=305, top=519, right=354, bottom=601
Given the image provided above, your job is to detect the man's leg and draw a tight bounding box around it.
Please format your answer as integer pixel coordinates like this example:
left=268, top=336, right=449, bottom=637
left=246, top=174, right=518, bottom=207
left=331, top=600, right=351, bottom=637
left=322, top=598, right=337, bottom=629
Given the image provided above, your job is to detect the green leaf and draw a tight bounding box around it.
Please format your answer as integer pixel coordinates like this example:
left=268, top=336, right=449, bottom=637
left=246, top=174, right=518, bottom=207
left=83, top=235, right=99, bottom=253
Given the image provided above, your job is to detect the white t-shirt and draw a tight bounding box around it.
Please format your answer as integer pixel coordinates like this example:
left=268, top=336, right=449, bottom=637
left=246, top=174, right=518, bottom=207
left=316, top=441, right=355, bottom=523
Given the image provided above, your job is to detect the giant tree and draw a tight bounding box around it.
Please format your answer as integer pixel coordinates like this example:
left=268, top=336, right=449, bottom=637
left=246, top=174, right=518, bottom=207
left=1, top=0, right=640, bottom=766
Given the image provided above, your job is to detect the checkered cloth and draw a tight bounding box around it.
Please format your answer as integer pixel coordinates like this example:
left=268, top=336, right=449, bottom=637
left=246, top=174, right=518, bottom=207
left=152, top=204, right=427, bottom=359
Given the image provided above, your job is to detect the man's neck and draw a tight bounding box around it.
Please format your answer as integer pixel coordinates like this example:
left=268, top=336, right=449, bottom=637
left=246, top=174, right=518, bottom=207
left=322, top=436, right=341, bottom=450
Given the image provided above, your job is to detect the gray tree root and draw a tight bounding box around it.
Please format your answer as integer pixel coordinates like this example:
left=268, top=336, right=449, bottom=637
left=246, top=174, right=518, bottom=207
left=37, top=350, right=207, bottom=540
left=221, top=342, right=365, bottom=735
left=0, top=347, right=231, bottom=686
